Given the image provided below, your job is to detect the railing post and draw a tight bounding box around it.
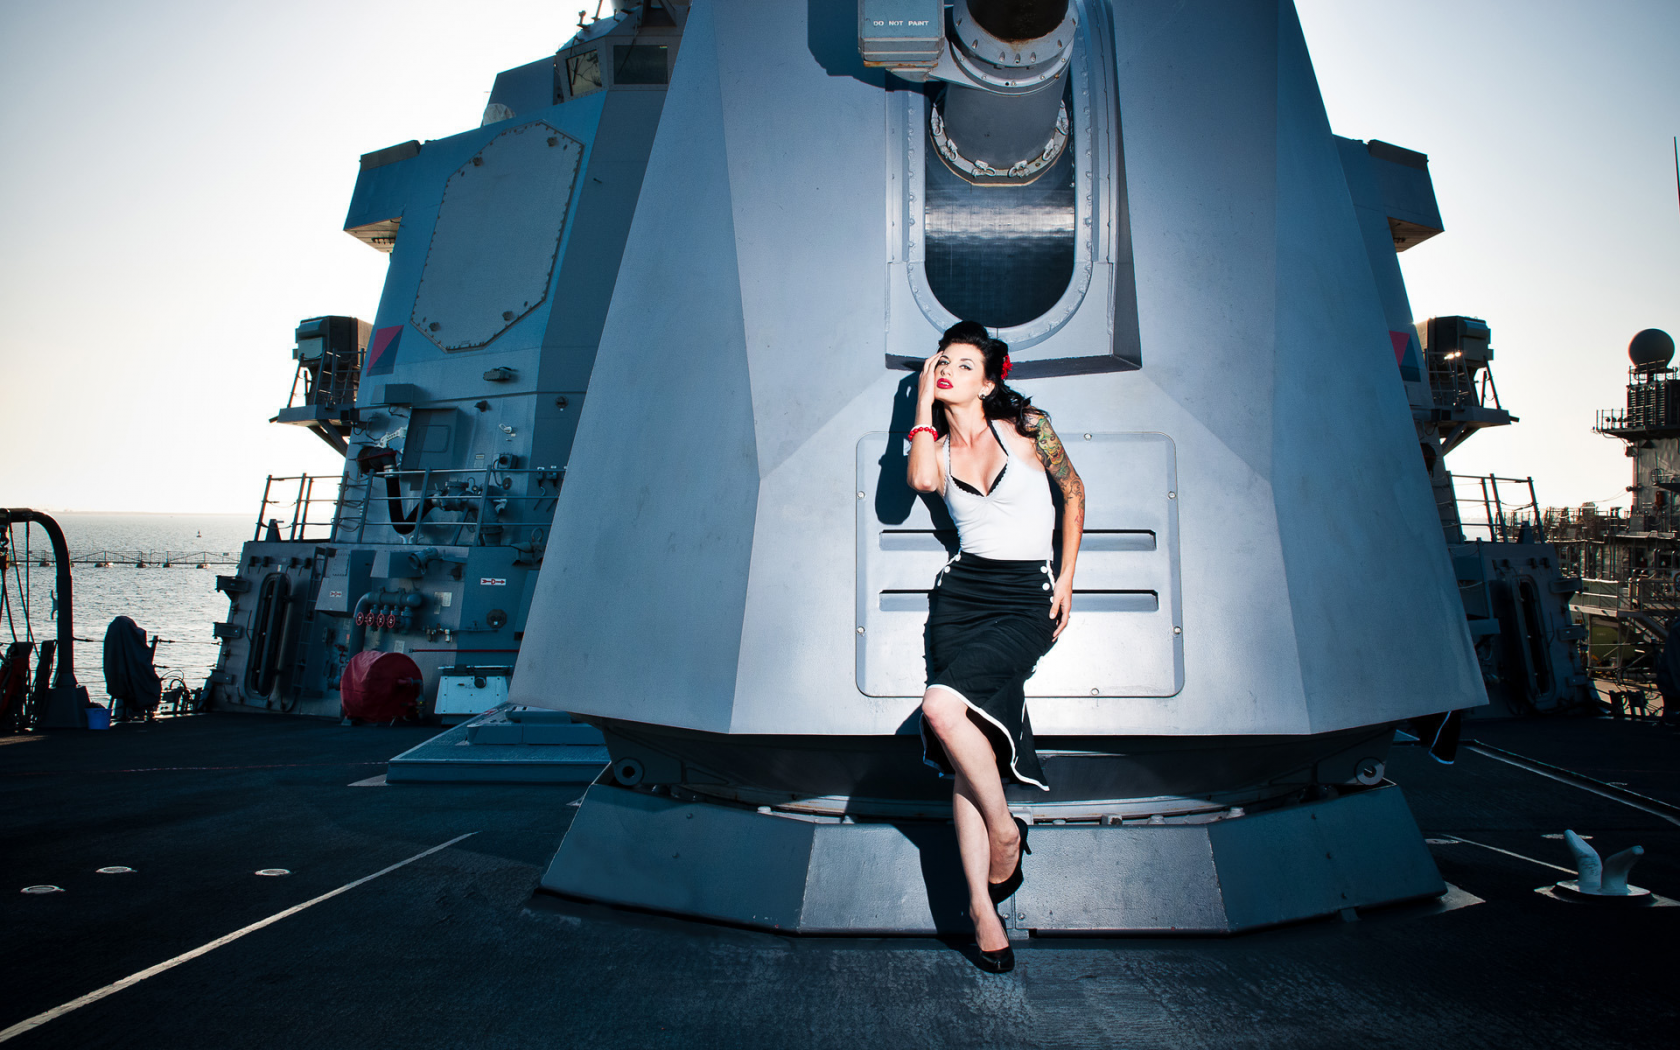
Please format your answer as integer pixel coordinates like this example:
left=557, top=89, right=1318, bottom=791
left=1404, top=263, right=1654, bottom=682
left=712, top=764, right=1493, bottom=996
left=1475, top=475, right=1491, bottom=542
left=1498, top=473, right=1512, bottom=540
left=328, top=472, right=343, bottom=544
left=415, top=468, right=433, bottom=543
left=478, top=466, right=492, bottom=545
left=291, top=475, right=308, bottom=541
left=255, top=477, right=274, bottom=541
left=357, top=474, right=370, bottom=543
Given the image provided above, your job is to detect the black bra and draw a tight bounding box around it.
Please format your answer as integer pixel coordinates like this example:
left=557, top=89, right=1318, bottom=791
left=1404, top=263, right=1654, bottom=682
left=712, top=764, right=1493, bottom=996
left=948, top=422, right=1010, bottom=497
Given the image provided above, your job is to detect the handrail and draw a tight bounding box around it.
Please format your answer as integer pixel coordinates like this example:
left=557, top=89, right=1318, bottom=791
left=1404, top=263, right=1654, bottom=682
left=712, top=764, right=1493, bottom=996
left=1445, top=473, right=1543, bottom=544
left=252, top=466, right=564, bottom=545
left=0, top=510, right=77, bottom=689
left=284, top=342, right=364, bottom=412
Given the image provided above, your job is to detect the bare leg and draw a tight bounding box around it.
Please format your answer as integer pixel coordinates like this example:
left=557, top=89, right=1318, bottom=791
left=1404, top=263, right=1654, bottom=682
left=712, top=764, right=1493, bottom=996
left=923, top=687, right=1023, bottom=950
left=922, top=687, right=1021, bottom=877
left=953, top=773, right=1009, bottom=952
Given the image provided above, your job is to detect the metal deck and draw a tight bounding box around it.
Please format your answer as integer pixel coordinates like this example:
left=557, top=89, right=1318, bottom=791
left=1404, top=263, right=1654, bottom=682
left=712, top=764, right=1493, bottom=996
left=1, top=713, right=1676, bottom=1048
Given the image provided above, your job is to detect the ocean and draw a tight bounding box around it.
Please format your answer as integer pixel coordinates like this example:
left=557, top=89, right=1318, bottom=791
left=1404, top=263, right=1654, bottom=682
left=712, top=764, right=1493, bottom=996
left=2, top=512, right=253, bottom=705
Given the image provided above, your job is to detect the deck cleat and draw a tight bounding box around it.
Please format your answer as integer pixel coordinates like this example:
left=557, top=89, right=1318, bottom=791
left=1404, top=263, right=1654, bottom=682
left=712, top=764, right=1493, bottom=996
left=1552, top=829, right=1652, bottom=904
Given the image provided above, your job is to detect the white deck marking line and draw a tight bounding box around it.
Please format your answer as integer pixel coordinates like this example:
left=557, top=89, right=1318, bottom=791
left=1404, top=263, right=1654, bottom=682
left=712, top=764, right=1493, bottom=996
left=1438, top=834, right=1575, bottom=875
left=0, top=832, right=476, bottom=1044
left=1465, top=745, right=1680, bottom=828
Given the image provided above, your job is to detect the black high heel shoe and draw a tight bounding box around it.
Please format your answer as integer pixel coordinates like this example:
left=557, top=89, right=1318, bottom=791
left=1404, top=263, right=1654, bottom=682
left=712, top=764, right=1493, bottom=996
left=975, top=943, right=1015, bottom=974
left=987, top=817, right=1031, bottom=903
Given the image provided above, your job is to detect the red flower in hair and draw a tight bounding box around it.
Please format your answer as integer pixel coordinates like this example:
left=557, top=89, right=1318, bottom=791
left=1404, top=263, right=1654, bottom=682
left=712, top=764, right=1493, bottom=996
left=1000, top=355, right=1012, bottom=380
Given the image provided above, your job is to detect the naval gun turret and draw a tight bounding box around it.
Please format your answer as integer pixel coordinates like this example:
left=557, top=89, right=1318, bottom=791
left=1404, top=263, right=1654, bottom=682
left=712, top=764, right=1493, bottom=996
left=512, top=0, right=1483, bottom=934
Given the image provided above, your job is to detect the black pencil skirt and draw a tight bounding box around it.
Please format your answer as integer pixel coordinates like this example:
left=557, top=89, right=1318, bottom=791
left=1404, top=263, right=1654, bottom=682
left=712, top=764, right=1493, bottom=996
left=919, top=551, right=1057, bottom=791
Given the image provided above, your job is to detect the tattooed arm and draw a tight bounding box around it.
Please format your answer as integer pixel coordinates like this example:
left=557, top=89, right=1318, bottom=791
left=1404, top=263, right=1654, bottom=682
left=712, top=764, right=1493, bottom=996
left=1030, top=411, right=1085, bottom=639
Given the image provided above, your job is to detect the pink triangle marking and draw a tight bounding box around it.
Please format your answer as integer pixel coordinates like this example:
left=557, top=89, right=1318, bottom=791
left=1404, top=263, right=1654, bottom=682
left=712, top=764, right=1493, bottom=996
left=367, top=325, right=402, bottom=368
left=1389, top=330, right=1409, bottom=367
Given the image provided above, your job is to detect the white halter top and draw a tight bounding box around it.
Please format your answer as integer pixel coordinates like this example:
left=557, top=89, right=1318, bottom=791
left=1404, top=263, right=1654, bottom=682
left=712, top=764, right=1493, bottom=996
left=942, top=421, right=1055, bottom=561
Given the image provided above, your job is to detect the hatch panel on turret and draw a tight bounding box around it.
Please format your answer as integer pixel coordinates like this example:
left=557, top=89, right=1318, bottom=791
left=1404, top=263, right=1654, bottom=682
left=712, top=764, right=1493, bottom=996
left=411, top=122, right=583, bottom=352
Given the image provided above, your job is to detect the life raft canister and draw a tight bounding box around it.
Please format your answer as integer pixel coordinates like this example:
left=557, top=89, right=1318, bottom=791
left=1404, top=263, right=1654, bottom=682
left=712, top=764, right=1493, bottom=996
left=339, top=651, right=423, bottom=722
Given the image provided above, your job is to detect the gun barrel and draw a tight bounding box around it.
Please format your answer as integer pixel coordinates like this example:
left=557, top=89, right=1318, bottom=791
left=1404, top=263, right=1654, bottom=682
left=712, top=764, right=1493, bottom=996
left=966, top=0, right=1068, bottom=42
left=939, top=0, right=1074, bottom=181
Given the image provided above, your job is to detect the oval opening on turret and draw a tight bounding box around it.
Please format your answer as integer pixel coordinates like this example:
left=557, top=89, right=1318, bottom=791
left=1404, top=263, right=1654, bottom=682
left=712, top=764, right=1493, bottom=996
left=922, top=84, right=1076, bottom=329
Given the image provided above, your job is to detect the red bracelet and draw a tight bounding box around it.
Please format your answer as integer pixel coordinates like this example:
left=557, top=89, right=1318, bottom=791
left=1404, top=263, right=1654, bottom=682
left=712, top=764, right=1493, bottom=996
left=908, top=426, right=938, bottom=441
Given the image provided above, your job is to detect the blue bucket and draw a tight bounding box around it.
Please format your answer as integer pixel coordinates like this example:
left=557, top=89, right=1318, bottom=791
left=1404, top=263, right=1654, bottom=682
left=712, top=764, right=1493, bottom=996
left=86, top=707, right=111, bottom=730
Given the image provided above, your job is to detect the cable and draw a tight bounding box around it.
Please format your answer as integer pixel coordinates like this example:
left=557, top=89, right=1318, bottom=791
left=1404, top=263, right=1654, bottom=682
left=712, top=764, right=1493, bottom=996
left=1, top=574, right=15, bottom=645
left=159, top=673, right=193, bottom=715
left=19, top=522, right=28, bottom=640
left=5, top=524, right=32, bottom=644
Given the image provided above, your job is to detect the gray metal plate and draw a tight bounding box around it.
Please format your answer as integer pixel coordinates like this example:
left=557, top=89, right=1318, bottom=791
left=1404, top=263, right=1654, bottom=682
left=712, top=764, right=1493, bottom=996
left=856, top=431, right=1182, bottom=698
left=387, top=715, right=606, bottom=785
left=1018, top=823, right=1225, bottom=931
left=411, top=121, right=582, bottom=351
left=542, top=783, right=1443, bottom=934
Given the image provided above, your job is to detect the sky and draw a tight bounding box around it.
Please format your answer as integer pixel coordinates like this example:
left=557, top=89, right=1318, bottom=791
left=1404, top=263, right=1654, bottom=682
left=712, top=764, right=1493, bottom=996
left=0, top=0, right=1675, bottom=515
left=1297, top=0, right=1680, bottom=511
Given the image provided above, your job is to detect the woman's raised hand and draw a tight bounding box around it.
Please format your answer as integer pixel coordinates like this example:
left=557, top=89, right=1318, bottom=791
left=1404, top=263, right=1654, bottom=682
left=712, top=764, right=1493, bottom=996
left=918, top=351, right=945, bottom=408
left=906, top=352, right=945, bottom=492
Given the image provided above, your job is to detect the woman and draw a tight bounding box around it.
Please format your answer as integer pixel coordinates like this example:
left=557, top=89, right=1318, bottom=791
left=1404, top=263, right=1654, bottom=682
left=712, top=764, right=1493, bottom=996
left=907, top=320, right=1085, bottom=973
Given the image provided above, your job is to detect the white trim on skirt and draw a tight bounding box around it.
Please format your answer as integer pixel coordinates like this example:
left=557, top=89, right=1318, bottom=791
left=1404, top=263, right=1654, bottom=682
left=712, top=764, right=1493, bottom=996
left=921, top=683, right=1051, bottom=792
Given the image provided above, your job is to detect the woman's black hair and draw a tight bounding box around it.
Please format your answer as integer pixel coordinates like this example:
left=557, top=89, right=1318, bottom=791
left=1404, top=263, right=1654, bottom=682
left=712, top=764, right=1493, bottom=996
left=931, top=320, right=1042, bottom=438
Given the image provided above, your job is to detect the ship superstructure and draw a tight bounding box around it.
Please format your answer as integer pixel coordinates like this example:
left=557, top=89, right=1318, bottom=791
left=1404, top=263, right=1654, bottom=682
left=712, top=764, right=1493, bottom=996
left=206, top=3, right=688, bottom=718
left=1336, top=135, right=1587, bottom=719
left=1409, top=314, right=1589, bottom=717
left=1547, top=328, right=1680, bottom=700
